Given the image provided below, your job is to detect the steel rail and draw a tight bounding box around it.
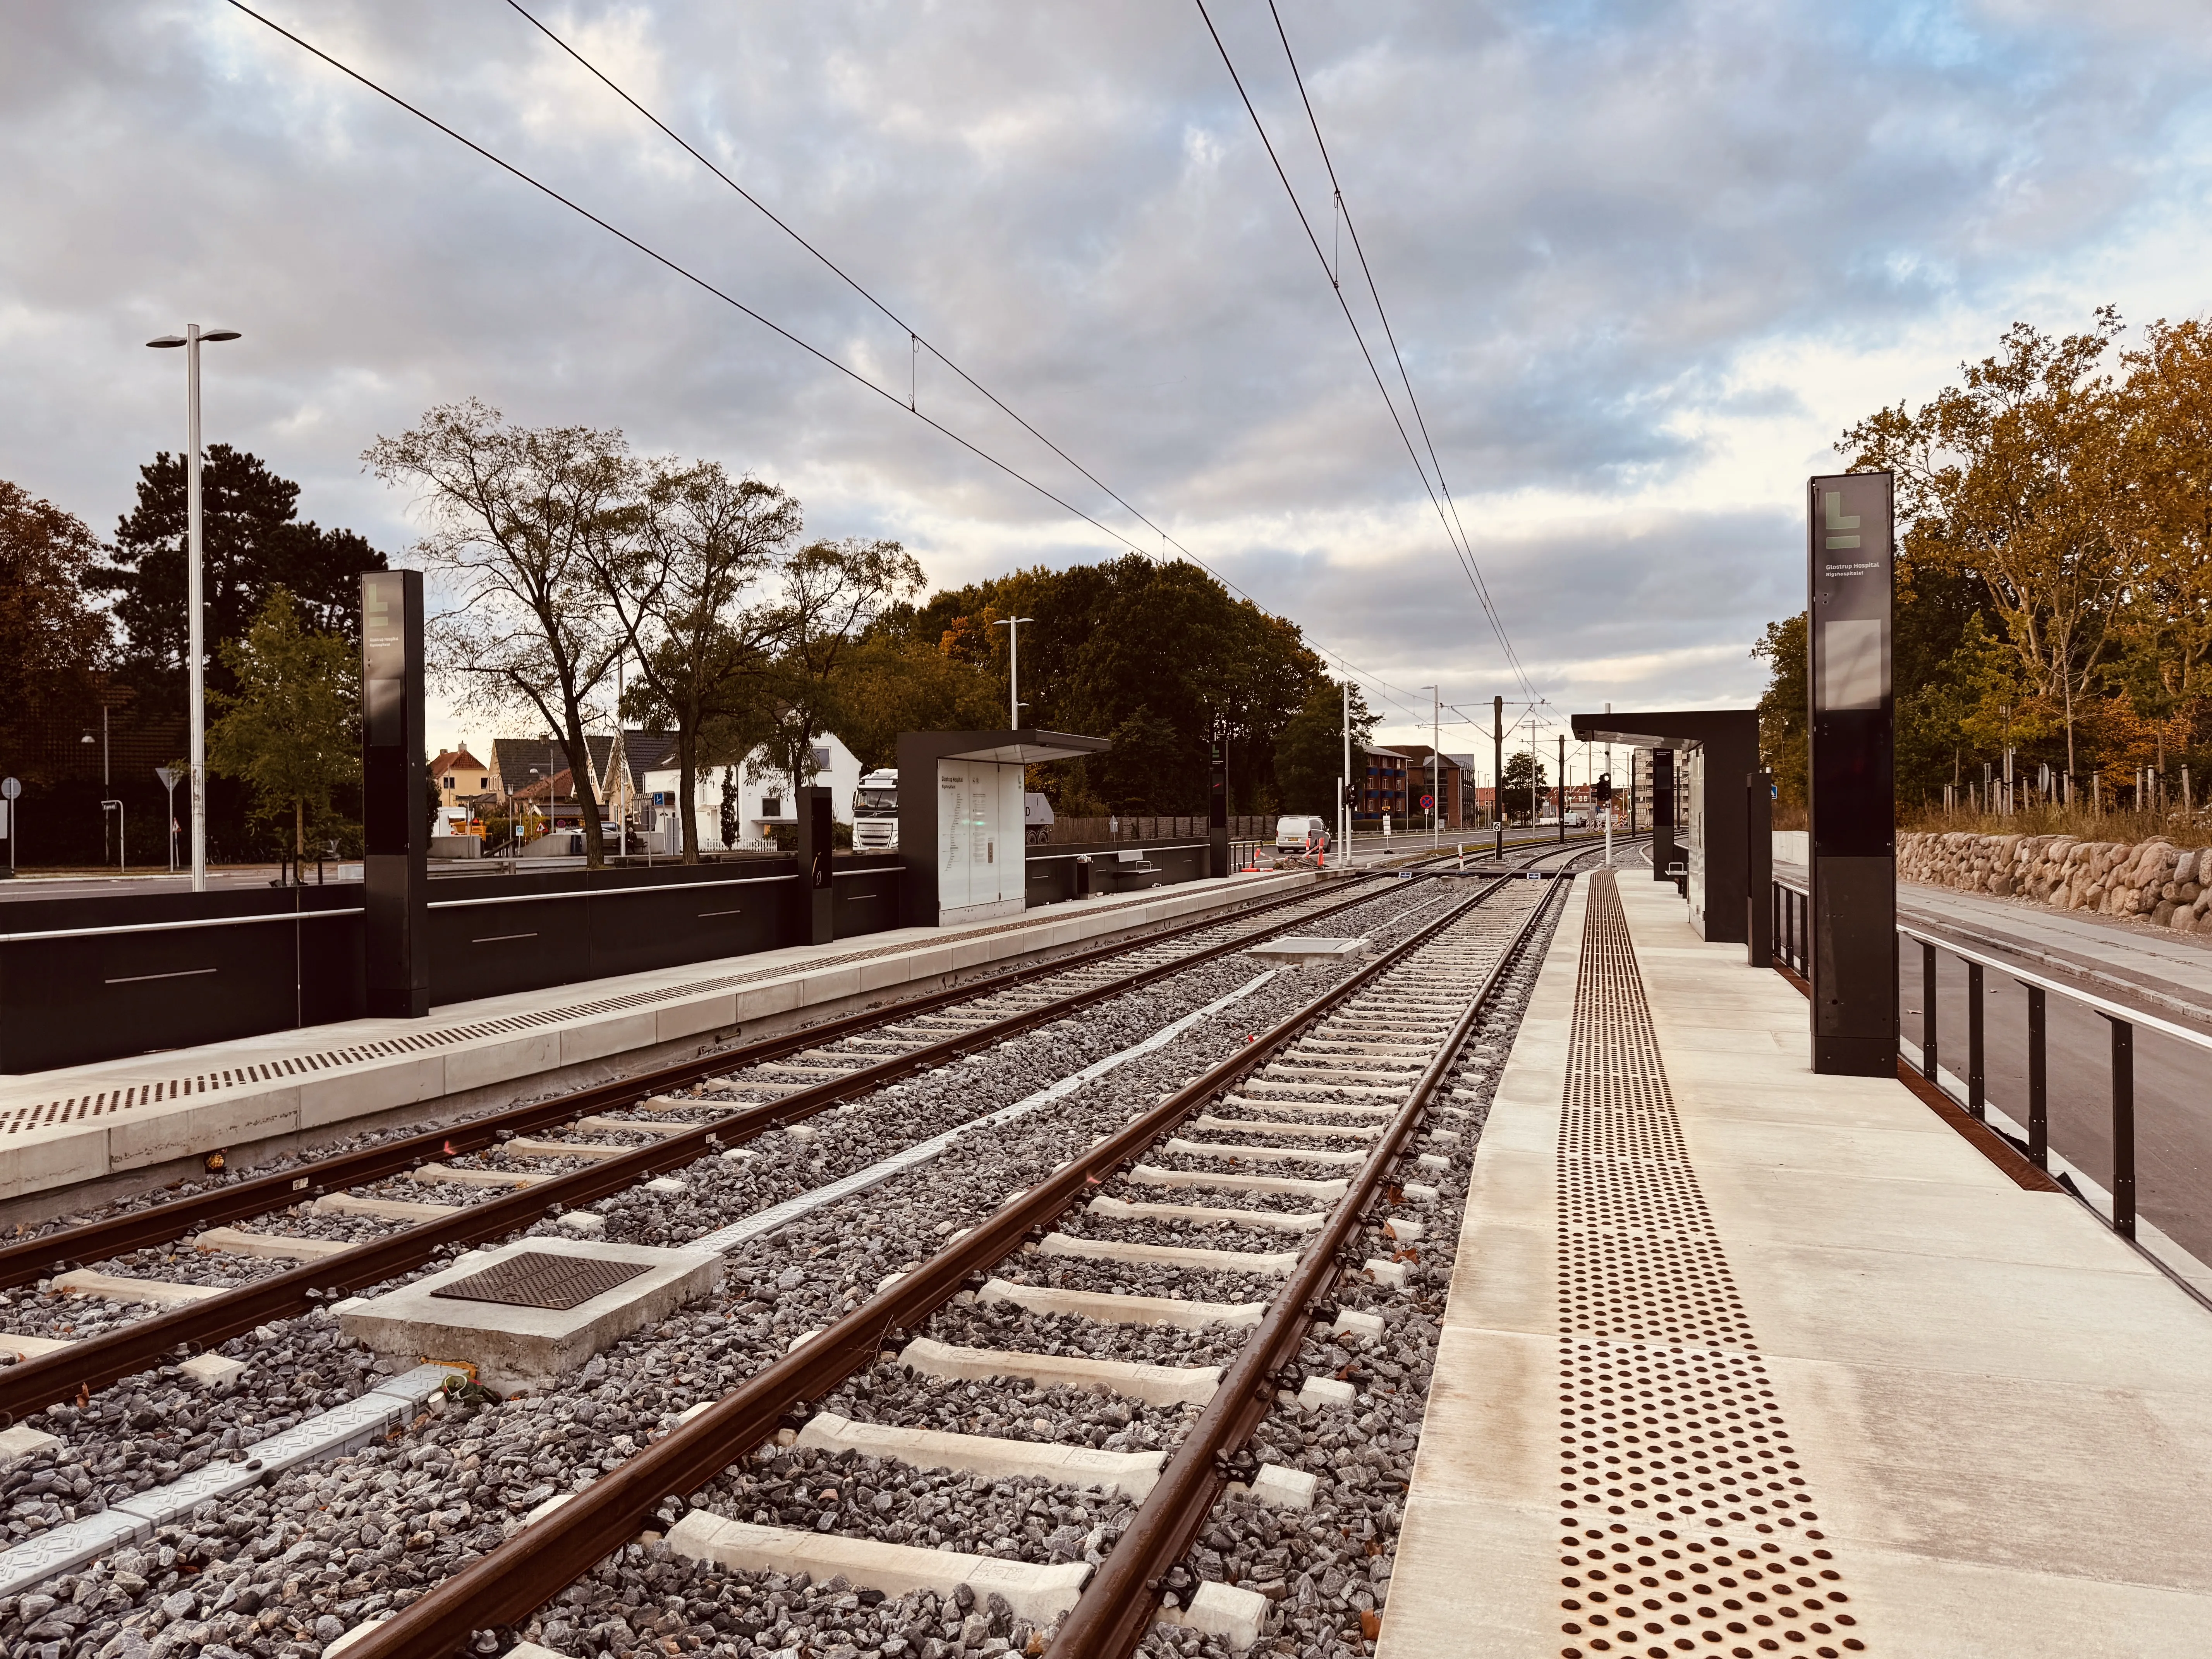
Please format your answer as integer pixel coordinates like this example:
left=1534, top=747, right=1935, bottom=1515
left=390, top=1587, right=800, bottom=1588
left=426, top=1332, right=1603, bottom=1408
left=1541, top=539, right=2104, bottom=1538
left=337, top=873, right=1525, bottom=1659
left=1, top=839, right=1525, bottom=1288
left=0, top=871, right=1371, bottom=1295
left=1048, top=857, right=1572, bottom=1659
left=0, top=865, right=1459, bottom=1422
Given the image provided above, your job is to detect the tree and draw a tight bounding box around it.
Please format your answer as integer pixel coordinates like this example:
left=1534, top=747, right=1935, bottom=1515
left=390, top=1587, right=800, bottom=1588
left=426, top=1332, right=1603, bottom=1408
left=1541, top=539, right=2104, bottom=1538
left=1752, top=613, right=1807, bottom=806
left=206, top=589, right=359, bottom=873
left=92, top=445, right=385, bottom=693
left=366, top=402, right=631, bottom=869
left=2111, top=318, right=2212, bottom=762
left=0, top=480, right=111, bottom=789
left=830, top=633, right=999, bottom=773
left=757, top=537, right=924, bottom=799
left=1274, top=680, right=1376, bottom=815
left=603, top=462, right=799, bottom=862
left=876, top=555, right=1331, bottom=814
left=1501, top=750, right=1547, bottom=823
left=1842, top=313, right=2129, bottom=775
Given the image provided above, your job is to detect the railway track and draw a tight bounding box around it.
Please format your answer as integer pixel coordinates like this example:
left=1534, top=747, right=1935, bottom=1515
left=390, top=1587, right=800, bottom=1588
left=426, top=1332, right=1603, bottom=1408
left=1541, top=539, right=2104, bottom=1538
left=327, top=846, right=1583, bottom=1659
left=0, top=837, right=1607, bottom=1655
left=0, top=867, right=1468, bottom=1417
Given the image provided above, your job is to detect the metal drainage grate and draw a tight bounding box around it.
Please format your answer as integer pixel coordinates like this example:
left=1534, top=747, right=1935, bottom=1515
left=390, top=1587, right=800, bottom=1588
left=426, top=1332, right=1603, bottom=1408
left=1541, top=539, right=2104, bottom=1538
left=429, top=1251, right=651, bottom=1311
left=1554, top=873, right=1865, bottom=1659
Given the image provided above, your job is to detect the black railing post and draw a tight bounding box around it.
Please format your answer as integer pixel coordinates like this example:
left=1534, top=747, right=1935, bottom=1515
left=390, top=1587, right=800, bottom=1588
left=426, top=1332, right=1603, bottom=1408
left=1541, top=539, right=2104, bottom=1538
left=1921, top=939, right=1938, bottom=1081
left=2109, top=1017, right=2136, bottom=1239
left=1966, top=961, right=1985, bottom=1120
left=2025, top=984, right=2048, bottom=1170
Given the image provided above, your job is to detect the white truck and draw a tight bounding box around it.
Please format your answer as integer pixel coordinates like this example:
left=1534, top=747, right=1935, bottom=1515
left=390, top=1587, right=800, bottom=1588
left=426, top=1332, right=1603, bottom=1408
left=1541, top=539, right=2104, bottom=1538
left=852, top=769, right=898, bottom=851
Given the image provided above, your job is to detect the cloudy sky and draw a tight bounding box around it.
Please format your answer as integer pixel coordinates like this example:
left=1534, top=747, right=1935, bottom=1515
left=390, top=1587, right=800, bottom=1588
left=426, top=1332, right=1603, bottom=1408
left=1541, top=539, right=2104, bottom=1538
left=5, top=0, right=2210, bottom=767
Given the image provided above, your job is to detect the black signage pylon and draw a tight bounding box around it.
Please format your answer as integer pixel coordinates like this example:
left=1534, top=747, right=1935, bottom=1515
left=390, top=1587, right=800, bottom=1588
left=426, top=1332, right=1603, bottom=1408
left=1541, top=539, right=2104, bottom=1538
left=362, top=570, right=428, bottom=1017
left=799, top=785, right=835, bottom=945
left=1807, top=472, right=1898, bottom=1075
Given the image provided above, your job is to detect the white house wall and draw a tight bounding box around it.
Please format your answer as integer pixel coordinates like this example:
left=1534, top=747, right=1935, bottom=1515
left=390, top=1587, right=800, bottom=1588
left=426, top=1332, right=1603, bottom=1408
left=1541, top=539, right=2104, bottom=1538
left=642, top=735, right=864, bottom=853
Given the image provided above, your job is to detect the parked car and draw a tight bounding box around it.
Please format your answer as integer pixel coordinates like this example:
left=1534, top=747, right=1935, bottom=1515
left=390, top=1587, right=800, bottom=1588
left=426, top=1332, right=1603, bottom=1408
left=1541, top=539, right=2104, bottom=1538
left=1274, top=814, right=1332, bottom=855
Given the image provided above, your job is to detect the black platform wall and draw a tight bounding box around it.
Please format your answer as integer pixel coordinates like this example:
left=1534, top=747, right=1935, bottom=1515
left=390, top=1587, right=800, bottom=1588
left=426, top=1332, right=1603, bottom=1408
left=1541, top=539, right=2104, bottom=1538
left=0, top=855, right=902, bottom=1074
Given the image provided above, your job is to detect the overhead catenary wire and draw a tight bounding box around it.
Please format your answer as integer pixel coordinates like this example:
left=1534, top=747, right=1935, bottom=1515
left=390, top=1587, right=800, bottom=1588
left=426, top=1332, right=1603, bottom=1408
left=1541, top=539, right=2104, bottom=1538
left=223, top=2, right=1154, bottom=569
left=497, top=1, right=1441, bottom=725
left=1192, top=0, right=1537, bottom=703
left=223, top=0, right=1432, bottom=727
left=1265, top=0, right=1534, bottom=699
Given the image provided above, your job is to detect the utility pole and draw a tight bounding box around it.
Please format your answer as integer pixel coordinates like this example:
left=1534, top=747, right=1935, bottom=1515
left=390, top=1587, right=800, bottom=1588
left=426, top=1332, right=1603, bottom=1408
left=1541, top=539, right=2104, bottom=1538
left=1529, top=716, right=1540, bottom=834
left=1604, top=701, right=1613, bottom=840
left=1557, top=732, right=1566, bottom=843
left=616, top=651, right=628, bottom=861
left=1341, top=678, right=1352, bottom=867
left=1421, top=684, right=1439, bottom=848
left=1492, top=695, right=1504, bottom=861
left=993, top=617, right=1033, bottom=730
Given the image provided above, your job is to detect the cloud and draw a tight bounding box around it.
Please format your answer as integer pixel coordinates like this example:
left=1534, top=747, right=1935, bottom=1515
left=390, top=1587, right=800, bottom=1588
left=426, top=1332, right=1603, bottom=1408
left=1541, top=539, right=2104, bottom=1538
left=3, top=0, right=2209, bottom=757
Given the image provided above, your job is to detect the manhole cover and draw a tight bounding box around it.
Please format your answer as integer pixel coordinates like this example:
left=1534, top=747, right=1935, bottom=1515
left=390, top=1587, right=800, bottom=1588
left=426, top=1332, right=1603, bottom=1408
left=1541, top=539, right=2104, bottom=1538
left=429, top=1251, right=651, bottom=1310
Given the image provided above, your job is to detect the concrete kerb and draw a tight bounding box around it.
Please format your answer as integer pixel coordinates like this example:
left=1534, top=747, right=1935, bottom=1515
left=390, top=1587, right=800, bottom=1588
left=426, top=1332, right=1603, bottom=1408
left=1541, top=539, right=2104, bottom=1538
left=0, top=871, right=1319, bottom=1223
left=0, top=1362, right=462, bottom=1602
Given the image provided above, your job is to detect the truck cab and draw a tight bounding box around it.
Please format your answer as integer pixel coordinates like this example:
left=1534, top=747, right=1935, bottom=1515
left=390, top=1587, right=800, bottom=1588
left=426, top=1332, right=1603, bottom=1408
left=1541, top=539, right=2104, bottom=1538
left=852, top=769, right=898, bottom=851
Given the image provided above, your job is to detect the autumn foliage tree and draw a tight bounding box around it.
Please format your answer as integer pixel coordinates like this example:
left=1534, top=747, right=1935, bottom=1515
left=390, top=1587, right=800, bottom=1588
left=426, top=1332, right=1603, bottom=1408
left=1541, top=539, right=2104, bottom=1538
left=0, top=480, right=110, bottom=788
left=1759, top=309, right=2212, bottom=810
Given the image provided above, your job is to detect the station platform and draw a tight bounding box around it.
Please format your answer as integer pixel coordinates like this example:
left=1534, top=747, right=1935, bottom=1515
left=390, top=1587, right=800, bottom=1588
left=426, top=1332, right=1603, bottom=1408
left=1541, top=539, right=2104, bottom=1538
left=1382, top=869, right=2212, bottom=1657
left=0, top=868, right=1318, bottom=1219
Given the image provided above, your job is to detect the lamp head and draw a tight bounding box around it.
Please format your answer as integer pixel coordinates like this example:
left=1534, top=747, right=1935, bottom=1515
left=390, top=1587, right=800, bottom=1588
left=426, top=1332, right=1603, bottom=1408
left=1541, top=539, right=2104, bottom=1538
left=146, top=336, right=186, bottom=349
left=202, top=330, right=242, bottom=342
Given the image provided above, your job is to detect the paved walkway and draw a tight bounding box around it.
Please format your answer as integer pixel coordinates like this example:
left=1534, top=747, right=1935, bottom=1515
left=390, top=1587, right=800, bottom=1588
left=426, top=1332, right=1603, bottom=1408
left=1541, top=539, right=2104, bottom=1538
left=1382, top=869, right=2212, bottom=1657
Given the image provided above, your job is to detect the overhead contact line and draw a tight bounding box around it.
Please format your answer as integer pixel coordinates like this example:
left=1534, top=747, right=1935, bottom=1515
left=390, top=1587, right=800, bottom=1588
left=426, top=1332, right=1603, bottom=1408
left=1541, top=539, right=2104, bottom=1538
left=227, top=0, right=1429, bottom=726
left=1191, top=0, right=1537, bottom=702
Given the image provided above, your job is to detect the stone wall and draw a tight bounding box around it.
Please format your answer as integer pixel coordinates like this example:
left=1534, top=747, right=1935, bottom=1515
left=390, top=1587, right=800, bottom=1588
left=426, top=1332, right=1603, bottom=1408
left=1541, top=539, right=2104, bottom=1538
left=1898, top=831, right=2212, bottom=932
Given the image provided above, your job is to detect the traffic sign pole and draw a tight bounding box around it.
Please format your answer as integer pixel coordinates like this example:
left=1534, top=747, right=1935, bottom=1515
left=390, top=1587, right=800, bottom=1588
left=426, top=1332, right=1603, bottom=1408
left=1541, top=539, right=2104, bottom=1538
left=0, top=775, right=20, bottom=877
left=156, top=766, right=181, bottom=874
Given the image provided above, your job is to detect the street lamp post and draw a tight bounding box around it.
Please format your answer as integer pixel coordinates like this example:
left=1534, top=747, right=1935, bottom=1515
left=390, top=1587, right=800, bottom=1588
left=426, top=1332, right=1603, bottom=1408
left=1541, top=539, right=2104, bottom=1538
left=147, top=324, right=241, bottom=894
left=83, top=711, right=125, bottom=873
left=992, top=617, right=1033, bottom=730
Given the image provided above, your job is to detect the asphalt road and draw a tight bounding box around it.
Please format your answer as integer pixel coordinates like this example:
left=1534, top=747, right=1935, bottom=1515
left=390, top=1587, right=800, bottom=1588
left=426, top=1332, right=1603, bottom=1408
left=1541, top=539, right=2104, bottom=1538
left=1897, top=935, right=2212, bottom=1272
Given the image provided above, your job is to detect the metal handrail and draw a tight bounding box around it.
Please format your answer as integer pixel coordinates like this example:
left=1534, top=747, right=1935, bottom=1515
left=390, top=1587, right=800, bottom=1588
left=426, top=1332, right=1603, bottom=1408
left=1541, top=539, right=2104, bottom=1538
left=1769, top=874, right=2190, bottom=1246
left=425, top=873, right=801, bottom=909
left=1895, top=921, right=2212, bottom=1052
left=0, top=907, right=363, bottom=943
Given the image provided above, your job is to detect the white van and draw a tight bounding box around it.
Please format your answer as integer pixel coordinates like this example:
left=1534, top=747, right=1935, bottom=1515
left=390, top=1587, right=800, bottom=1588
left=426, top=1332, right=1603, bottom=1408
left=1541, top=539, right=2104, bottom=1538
left=1274, top=815, right=1331, bottom=854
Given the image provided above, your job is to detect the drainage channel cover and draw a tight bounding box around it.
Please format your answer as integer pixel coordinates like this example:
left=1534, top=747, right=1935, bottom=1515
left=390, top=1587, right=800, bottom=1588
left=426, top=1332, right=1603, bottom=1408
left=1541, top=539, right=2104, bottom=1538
left=429, top=1251, right=651, bottom=1311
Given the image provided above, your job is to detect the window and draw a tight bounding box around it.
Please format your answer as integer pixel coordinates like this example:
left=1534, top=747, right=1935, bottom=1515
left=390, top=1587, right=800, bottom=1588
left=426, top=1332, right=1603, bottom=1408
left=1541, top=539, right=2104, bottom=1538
left=762, top=795, right=784, bottom=818
left=809, top=746, right=831, bottom=771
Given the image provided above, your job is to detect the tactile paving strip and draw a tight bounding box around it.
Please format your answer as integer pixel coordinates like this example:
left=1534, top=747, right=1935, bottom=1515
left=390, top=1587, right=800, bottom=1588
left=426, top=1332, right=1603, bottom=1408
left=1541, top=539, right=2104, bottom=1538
left=1555, top=873, right=1865, bottom=1659
left=429, top=1250, right=650, bottom=1310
